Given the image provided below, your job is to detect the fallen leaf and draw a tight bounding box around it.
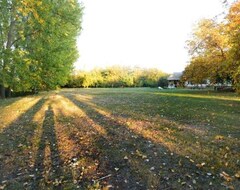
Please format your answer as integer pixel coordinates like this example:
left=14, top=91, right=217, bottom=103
left=235, top=171, right=240, bottom=178
left=0, top=184, right=6, bottom=190
left=150, top=167, right=155, bottom=171
left=220, top=171, right=232, bottom=182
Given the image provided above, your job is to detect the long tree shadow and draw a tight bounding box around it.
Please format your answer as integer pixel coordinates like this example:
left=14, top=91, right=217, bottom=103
left=33, top=105, right=64, bottom=190
left=0, top=98, right=46, bottom=188
left=0, top=97, right=21, bottom=110
left=76, top=90, right=240, bottom=136
left=62, top=92, right=221, bottom=189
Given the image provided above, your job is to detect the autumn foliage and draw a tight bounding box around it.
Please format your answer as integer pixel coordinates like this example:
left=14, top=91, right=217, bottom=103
left=182, top=1, right=240, bottom=93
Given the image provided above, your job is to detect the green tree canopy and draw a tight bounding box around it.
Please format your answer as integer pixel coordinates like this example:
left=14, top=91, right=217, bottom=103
left=66, top=66, right=168, bottom=88
left=0, top=0, right=82, bottom=98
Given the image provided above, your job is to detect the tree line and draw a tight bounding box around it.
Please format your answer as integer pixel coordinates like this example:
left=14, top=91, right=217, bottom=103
left=0, top=0, right=82, bottom=98
left=182, top=1, right=240, bottom=93
left=65, top=66, right=169, bottom=88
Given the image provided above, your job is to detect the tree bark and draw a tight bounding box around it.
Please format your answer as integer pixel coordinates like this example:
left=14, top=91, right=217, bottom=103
left=0, top=85, right=5, bottom=99
left=6, top=87, right=11, bottom=98
left=1, top=5, right=16, bottom=98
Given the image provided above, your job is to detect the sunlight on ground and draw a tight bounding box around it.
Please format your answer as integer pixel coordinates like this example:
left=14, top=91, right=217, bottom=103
left=0, top=97, right=42, bottom=131
left=154, top=92, right=240, bottom=101
left=73, top=94, right=210, bottom=163
left=0, top=89, right=239, bottom=189
left=68, top=91, right=239, bottom=181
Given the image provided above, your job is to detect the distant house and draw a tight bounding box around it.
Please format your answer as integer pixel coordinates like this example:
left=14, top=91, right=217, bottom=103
left=167, top=72, right=183, bottom=88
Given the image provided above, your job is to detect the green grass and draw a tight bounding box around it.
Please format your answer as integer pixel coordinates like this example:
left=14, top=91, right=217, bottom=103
left=0, top=88, right=239, bottom=189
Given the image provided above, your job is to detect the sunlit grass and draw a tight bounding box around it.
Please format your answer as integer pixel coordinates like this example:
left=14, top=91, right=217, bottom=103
left=70, top=91, right=239, bottom=174
left=0, top=88, right=239, bottom=189
left=154, top=91, right=240, bottom=101
left=0, top=97, right=42, bottom=131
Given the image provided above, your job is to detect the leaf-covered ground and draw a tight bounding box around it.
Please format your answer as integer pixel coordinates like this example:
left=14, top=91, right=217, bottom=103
left=0, top=88, right=239, bottom=190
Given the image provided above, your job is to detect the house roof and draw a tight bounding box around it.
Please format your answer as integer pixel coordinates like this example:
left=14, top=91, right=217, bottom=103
left=167, top=72, right=183, bottom=81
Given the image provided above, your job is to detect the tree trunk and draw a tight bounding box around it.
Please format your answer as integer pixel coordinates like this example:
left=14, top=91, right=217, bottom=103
left=6, top=87, right=11, bottom=98
left=0, top=85, right=6, bottom=99
left=0, top=5, right=16, bottom=98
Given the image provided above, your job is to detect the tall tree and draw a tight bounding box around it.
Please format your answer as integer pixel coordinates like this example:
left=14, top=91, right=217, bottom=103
left=186, top=18, right=230, bottom=84
left=227, top=0, right=240, bottom=93
left=0, top=0, right=82, bottom=98
left=184, top=1, right=240, bottom=93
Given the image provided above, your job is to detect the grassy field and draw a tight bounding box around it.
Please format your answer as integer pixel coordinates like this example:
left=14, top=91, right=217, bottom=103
left=0, top=88, right=239, bottom=189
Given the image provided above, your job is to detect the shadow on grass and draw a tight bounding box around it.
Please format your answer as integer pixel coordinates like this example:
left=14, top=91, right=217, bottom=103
left=63, top=89, right=240, bottom=136
left=0, top=97, right=21, bottom=110
left=154, top=90, right=239, bottom=100
left=0, top=98, right=46, bottom=188
left=62, top=92, right=220, bottom=189
left=151, top=92, right=240, bottom=134
left=33, top=106, right=65, bottom=189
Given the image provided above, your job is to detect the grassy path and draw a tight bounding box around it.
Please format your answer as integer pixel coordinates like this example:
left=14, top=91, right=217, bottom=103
left=0, top=88, right=239, bottom=189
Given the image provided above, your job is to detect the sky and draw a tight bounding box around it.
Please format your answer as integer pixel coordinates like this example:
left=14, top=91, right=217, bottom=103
left=75, top=0, right=231, bottom=73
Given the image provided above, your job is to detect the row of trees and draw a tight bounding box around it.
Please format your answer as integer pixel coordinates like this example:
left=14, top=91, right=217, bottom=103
left=0, top=0, right=82, bottom=98
left=66, top=66, right=169, bottom=88
left=182, top=1, right=240, bottom=93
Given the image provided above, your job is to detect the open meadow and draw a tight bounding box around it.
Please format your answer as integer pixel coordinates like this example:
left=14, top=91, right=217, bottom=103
left=0, top=88, right=239, bottom=189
